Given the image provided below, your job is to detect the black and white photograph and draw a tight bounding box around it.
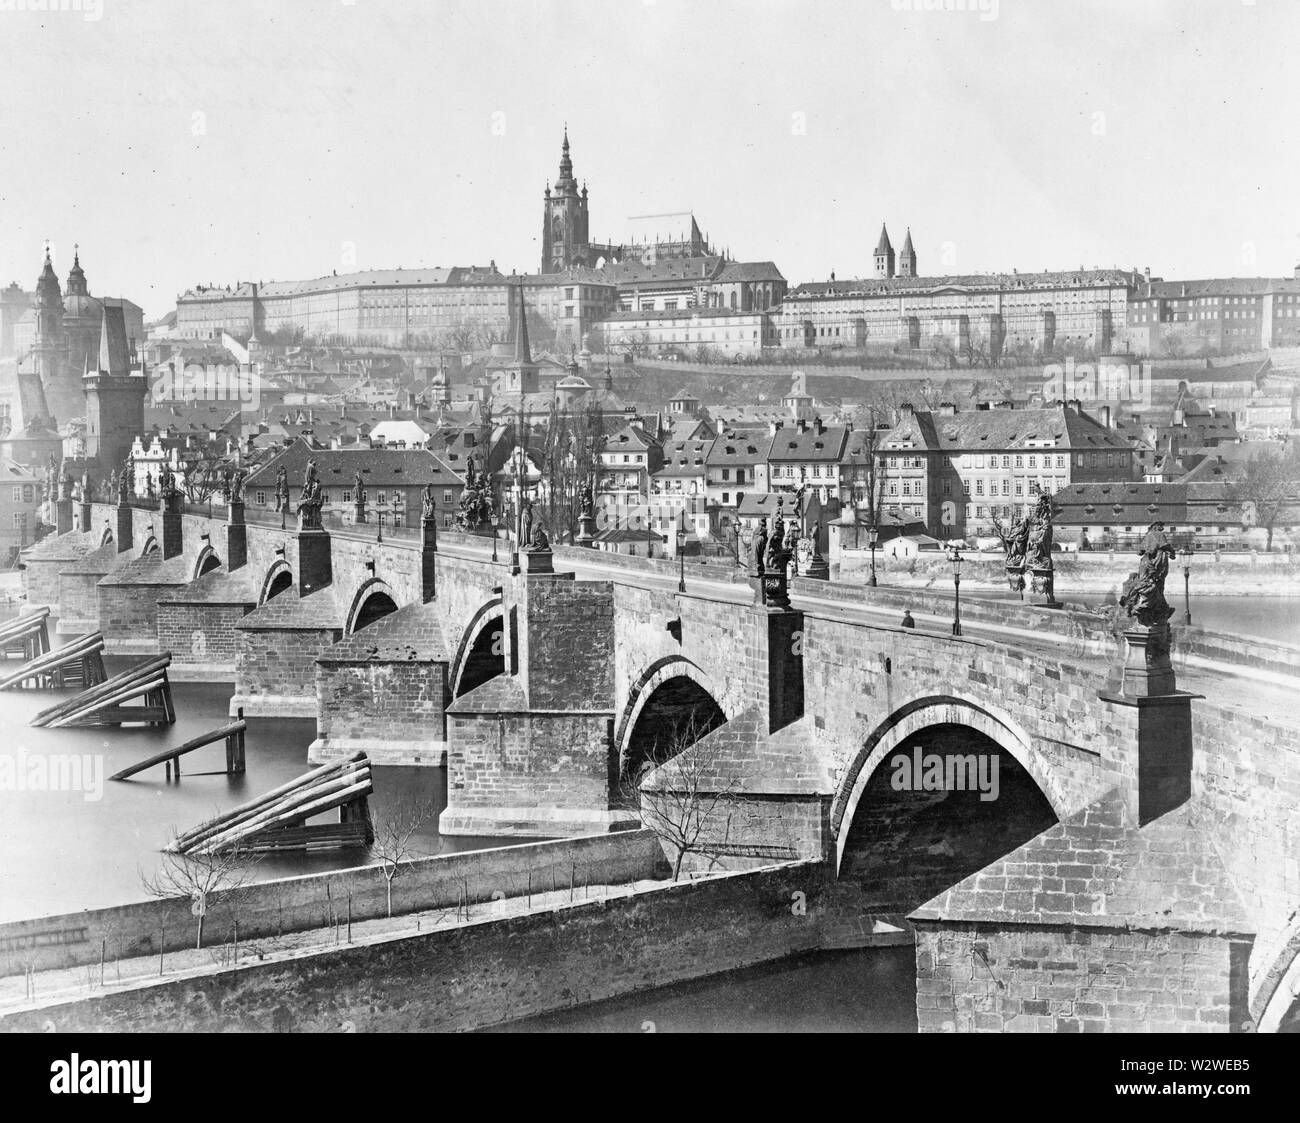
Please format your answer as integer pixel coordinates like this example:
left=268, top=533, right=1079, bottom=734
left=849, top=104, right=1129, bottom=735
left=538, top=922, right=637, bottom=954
left=0, top=0, right=1297, bottom=1076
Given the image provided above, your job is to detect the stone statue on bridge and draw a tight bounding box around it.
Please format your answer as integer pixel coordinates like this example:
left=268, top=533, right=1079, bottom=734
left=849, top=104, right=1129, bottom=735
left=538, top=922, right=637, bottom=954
left=767, top=501, right=786, bottom=573
left=120, top=454, right=134, bottom=503
left=751, top=518, right=768, bottom=575
left=145, top=471, right=155, bottom=501
left=297, top=458, right=323, bottom=529
left=274, top=465, right=289, bottom=513
left=1026, top=493, right=1059, bottom=605
left=1119, top=522, right=1177, bottom=627
left=108, top=469, right=119, bottom=503
left=229, top=467, right=246, bottom=504
left=353, top=469, right=366, bottom=507
left=992, top=510, right=1031, bottom=593
left=422, top=482, right=437, bottom=521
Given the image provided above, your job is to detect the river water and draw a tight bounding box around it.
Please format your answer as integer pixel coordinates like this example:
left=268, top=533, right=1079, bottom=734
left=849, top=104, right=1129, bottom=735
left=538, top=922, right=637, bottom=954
left=0, top=667, right=521, bottom=923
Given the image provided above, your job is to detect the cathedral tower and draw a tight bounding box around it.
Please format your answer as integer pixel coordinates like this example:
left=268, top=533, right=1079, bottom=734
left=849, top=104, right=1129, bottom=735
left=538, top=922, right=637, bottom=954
left=897, top=228, right=917, bottom=279
left=873, top=224, right=896, bottom=280
left=541, top=128, right=591, bottom=273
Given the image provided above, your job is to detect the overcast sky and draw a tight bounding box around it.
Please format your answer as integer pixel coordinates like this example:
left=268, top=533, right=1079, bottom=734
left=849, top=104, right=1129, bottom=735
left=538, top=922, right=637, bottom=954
left=2, top=0, right=1297, bottom=318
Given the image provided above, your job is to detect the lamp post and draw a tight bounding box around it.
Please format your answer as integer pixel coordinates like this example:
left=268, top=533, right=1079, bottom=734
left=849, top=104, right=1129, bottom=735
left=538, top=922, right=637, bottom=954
left=677, top=510, right=687, bottom=592
left=949, top=547, right=964, bottom=637
left=868, top=525, right=879, bottom=587
left=1183, top=546, right=1193, bottom=626
left=491, top=512, right=499, bottom=562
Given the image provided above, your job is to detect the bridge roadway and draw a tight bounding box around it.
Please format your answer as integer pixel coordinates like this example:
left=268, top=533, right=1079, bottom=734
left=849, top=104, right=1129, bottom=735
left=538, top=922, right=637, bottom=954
left=436, top=537, right=1300, bottom=728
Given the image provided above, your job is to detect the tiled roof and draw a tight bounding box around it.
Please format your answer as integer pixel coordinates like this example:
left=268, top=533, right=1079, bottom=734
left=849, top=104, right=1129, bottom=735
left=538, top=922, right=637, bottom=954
left=243, top=439, right=462, bottom=490
left=886, top=405, right=1130, bottom=453
left=789, top=268, right=1140, bottom=300
left=715, top=261, right=786, bottom=284
left=706, top=432, right=772, bottom=465
left=766, top=424, right=848, bottom=462
left=655, top=439, right=713, bottom=476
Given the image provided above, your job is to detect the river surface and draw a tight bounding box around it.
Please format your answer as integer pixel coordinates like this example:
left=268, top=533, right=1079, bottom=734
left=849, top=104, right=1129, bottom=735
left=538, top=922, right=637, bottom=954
left=962, top=590, right=1300, bottom=645
left=0, top=667, right=523, bottom=923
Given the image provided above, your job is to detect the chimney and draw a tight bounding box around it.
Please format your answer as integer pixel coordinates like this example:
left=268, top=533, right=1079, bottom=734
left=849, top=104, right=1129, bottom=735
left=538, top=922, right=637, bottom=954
left=797, top=419, right=808, bottom=433
left=769, top=420, right=784, bottom=436
left=1102, top=404, right=1112, bottom=429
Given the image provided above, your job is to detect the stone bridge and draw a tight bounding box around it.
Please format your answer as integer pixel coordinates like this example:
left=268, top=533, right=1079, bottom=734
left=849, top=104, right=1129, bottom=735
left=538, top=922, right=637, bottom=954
left=18, top=492, right=1300, bottom=1033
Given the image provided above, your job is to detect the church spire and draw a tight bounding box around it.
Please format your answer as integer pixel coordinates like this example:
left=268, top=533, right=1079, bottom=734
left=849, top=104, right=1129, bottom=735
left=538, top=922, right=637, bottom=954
left=66, top=243, right=88, bottom=297
left=556, top=125, right=575, bottom=190
left=514, top=282, right=532, bottom=364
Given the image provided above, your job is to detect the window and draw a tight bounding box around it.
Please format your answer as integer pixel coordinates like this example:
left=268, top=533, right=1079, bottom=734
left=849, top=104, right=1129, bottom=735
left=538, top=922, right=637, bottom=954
left=1001, top=479, right=1010, bottom=495
left=11, top=486, right=19, bottom=503
left=1028, top=455, right=1037, bottom=469
left=1014, top=455, right=1023, bottom=468
left=736, top=469, right=745, bottom=484
left=443, top=490, right=454, bottom=505
left=1056, top=455, right=1065, bottom=468
left=721, top=468, right=730, bottom=481
left=722, top=492, right=730, bottom=504
left=962, top=480, right=970, bottom=495
left=257, top=491, right=267, bottom=505
left=342, top=489, right=354, bottom=504
left=975, top=480, right=985, bottom=496
left=377, top=493, right=387, bottom=505
left=942, top=480, right=951, bottom=495
left=22, top=485, right=32, bottom=502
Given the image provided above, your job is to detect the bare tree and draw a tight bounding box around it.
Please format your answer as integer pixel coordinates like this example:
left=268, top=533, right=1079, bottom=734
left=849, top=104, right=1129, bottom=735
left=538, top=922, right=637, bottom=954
left=1228, top=443, right=1300, bottom=551
left=140, top=833, right=262, bottom=950
left=622, top=717, right=743, bottom=882
left=370, top=794, right=438, bottom=917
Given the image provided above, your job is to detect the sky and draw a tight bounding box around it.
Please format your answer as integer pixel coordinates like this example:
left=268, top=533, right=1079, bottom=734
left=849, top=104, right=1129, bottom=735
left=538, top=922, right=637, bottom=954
left=1, top=0, right=1297, bottom=319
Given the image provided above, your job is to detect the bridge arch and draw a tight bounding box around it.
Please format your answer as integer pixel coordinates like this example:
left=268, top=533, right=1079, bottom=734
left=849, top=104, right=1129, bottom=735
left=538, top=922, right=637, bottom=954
left=259, top=559, right=294, bottom=605
left=345, top=578, right=399, bottom=635
left=615, top=656, right=729, bottom=781
left=98, top=525, right=114, bottom=548
left=193, top=545, right=221, bottom=580
left=1252, top=918, right=1300, bottom=1033
left=449, top=596, right=505, bottom=698
left=830, top=692, right=1071, bottom=874
left=138, top=535, right=160, bottom=558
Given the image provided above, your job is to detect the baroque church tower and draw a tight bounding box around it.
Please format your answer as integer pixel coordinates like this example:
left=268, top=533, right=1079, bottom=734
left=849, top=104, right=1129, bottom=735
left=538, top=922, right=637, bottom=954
left=541, top=128, right=590, bottom=273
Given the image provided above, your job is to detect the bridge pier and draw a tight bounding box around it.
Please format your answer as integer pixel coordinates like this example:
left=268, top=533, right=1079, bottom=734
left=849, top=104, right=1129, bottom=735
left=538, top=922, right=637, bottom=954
left=441, top=566, right=636, bottom=838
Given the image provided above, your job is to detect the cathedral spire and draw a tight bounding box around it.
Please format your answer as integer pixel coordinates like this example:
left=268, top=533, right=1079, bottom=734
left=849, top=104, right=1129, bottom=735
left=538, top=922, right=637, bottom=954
left=556, top=126, right=575, bottom=190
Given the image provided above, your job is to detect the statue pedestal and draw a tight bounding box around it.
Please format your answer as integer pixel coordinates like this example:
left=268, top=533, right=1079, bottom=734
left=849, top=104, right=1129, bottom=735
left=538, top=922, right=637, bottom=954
left=520, top=547, right=554, bottom=575
left=575, top=514, right=597, bottom=548
left=1030, top=565, right=1061, bottom=608
left=804, top=549, right=829, bottom=581
left=748, top=555, right=792, bottom=610
left=1005, top=562, right=1026, bottom=596
left=1119, top=622, right=1177, bottom=698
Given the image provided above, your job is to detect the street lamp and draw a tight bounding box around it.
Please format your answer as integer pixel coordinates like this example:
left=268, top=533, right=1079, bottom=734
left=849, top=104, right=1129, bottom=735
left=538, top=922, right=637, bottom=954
left=1183, top=545, right=1194, bottom=626
left=868, top=525, right=879, bottom=588
left=677, top=511, right=687, bottom=592
left=949, top=547, right=964, bottom=637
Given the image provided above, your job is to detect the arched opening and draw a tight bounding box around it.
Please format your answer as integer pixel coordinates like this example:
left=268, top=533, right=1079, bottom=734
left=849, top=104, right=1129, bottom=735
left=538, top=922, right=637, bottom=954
left=194, top=547, right=221, bottom=579
left=261, top=564, right=293, bottom=604
left=99, top=526, right=114, bottom=548
left=455, top=614, right=504, bottom=697
left=622, top=674, right=726, bottom=783
left=140, top=536, right=160, bottom=557
left=351, top=589, right=398, bottom=634
left=836, top=722, right=1058, bottom=928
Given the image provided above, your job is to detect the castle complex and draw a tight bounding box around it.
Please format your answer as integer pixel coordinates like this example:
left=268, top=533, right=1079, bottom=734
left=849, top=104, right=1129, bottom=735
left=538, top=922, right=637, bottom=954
left=135, top=130, right=1300, bottom=359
